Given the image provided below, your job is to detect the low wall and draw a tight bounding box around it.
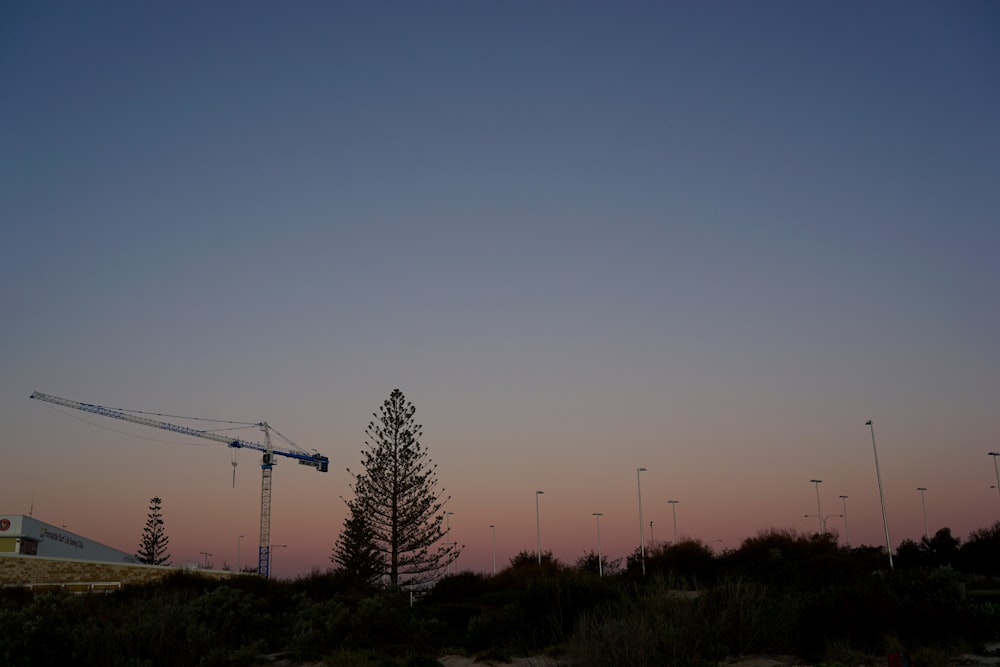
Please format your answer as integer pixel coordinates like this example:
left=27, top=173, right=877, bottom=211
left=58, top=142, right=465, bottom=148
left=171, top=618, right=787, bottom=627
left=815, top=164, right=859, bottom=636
left=0, top=553, right=239, bottom=587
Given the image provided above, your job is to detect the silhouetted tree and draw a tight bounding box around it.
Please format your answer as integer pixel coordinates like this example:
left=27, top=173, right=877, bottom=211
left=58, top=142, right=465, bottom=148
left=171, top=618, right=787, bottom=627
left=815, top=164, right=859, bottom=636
left=960, top=520, right=1000, bottom=575
left=646, top=538, right=718, bottom=582
left=346, top=389, right=460, bottom=587
left=895, top=537, right=927, bottom=570
left=331, top=497, right=384, bottom=585
left=575, top=549, right=622, bottom=576
left=924, top=526, right=960, bottom=567
left=136, top=496, right=170, bottom=565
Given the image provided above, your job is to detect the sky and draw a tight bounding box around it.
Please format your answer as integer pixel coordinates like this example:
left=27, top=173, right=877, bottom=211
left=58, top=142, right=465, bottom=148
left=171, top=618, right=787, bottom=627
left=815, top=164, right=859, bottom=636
left=2, top=1, right=999, bottom=579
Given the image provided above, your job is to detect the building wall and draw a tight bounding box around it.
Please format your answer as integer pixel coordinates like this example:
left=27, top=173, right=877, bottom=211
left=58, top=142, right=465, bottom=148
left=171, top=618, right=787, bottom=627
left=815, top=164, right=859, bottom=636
left=0, top=515, right=138, bottom=563
left=0, top=553, right=239, bottom=587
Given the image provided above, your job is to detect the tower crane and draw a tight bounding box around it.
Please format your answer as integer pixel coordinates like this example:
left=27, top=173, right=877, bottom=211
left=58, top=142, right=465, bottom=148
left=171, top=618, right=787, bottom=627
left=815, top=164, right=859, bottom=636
left=29, top=391, right=329, bottom=578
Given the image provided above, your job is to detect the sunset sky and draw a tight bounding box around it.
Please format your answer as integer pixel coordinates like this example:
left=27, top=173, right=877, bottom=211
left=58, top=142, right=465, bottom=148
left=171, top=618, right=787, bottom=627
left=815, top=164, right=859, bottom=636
left=2, top=2, right=999, bottom=579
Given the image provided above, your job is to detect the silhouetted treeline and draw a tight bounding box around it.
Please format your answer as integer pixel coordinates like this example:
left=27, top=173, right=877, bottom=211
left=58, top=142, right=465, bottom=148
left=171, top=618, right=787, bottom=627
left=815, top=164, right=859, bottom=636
left=2, top=522, right=999, bottom=667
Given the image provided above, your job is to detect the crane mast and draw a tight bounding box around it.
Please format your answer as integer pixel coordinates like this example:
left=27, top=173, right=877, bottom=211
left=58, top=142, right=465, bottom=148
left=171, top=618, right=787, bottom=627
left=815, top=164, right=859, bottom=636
left=30, top=391, right=329, bottom=578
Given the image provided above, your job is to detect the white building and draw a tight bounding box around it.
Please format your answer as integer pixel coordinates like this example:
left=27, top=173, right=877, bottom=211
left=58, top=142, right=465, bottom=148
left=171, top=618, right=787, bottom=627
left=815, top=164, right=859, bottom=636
left=0, top=515, right=138, bottom=564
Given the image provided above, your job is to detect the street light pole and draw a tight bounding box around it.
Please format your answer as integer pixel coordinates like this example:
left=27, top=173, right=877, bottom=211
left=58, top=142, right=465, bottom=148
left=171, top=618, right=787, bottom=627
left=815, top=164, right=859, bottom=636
left=446, top=512, right=455, bottom=574
left=238, top=534, right=244, bottom=571
left=637, top=467, right=648, bottom=575
left=989, top=453, right=1000, bottom=503
left=489, top=524, right=496, bottom=576
left=810, top=480, right=823, bottom=533
left=917, top=488, right=928, bottom=540
left=535, top=491, right=544, bottom=565
left=867, top=420, right=893, bottom=569
left=667, top=500, right=679, bottom=544
left=592, top=513, right=603, bottom=577
left=838, top=496, right=850, bottom=547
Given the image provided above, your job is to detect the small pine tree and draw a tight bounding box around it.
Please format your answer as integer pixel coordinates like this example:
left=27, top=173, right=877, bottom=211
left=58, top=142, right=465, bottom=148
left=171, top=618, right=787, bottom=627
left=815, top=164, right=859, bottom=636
left=136, top=496, right=171, bottom=565
left=331, top=498, right=384, bottom=585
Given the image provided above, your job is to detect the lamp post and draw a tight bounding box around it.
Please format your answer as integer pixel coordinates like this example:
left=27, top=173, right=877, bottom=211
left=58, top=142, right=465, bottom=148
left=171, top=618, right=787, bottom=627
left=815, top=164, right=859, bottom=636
left=990, top=453, right=1000, bottom=503
left=637, top=467, right=647, bottom=575
left=667, top=500, right=679, bottom=544
left=592, top=513, right=604, bottom=576
left=489, top=524, right=496, bottom=576
left=535, top=491, right=544, bottom=565
left=446, top=512, right=455, bottom=574
left=271, top=544, right=287, bottom=577
left=838, top=496, right=850, bottom=547
left=917, top=487, right=928, bottom=540
left=866, top=420, right=893, bottom=569
left=809, top=480, right=824, bottom=533
left=238, top=534, right=244, bottom=571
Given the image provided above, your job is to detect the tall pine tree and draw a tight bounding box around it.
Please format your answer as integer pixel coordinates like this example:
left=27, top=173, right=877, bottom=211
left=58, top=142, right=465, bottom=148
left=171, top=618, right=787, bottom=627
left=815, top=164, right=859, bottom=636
left=136, top=496, right=171, bottom=565
left=345, top=389, right=460, bottom=586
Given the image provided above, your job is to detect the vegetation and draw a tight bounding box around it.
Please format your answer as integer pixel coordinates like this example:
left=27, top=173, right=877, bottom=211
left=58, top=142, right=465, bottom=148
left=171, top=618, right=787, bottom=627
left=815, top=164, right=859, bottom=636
left=331, top=498, right=385, bottom=587
left=135, top=496, right=171, bottom=565
left=4, top=521, right=1000, bottom=666
left=344, top=388, right=460, bottom=587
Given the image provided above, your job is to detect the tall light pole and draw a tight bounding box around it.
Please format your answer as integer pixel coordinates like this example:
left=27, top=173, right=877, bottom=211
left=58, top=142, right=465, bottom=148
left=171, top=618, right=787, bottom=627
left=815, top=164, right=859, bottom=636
left=535, top=491, right=544, bottom=565
left=238, top=534, right=244, bottom=571
left=867, top=420, right=893, bottom=569
left=489, top=524, right=496, bottom=576
left=592, top=513, right=603, bottom=576
left=667, top=500, right=679, bottom=544
left=446, top=512, right=455, bottom=574
left=838, top=496, right=850, bottom=547
left=637, top=467, right=648, bottom=575
left=989, top=453, right=1000, bottom=503
left=916, top=487, right=928, bottom=540
left=809, top=480, right=824, bottom=533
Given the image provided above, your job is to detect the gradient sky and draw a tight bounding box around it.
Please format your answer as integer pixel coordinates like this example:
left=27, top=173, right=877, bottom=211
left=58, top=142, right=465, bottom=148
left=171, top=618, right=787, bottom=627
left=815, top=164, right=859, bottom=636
left=2, top=2, right=999, bottom=579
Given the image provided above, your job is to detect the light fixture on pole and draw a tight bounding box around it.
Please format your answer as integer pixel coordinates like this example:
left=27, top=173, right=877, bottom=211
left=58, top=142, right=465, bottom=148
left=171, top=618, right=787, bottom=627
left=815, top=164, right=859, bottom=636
left=535, top=491, right=544, bottom=565
left=489, top=524, right=496, bottom=576
left=592, top=513, right=604, bottom=576
left=917, top=488, right=928, bottom=540
left=838, top=496, right=850, bottom=547
left=637, top=467, right=648, bottom=575
left=809, top=480, right=824, bottom=533
left=866, top=420, right=893, bottom=569
left=238, top=534, right=244, bottom=571
left=667, top=500, right=679, bottom=544
left=989, top=453, right=1000, bottom=502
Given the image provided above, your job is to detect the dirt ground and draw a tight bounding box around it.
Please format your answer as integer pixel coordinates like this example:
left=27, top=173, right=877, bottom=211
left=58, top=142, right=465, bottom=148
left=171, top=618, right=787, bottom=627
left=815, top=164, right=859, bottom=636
left=437, top=652, right=1000, bottom=667
left=436, top=656, right=807, bottom=667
